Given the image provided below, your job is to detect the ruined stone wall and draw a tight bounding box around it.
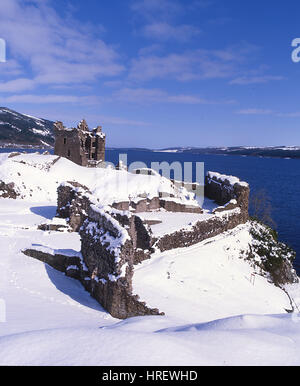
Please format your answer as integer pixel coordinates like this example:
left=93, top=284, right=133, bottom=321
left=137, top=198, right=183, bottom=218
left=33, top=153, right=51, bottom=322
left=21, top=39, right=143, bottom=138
left=79, top=206, right=161, bottom=318
left=53, top=182, right=162, bottom=318
left=112, top=196, right=202, bottom=214
left=155, top=207, right=246, bottom=252
left=54, top=128, right=84, bottom=166
left=155, top=171, right=250, bottom=252
left=56, top=181, right=92, bottom=232
left=205, top=171, right=249, bottom=213
left=54, top=120, right=106, bottom=167
left=27, top=171, right=250, bottom=319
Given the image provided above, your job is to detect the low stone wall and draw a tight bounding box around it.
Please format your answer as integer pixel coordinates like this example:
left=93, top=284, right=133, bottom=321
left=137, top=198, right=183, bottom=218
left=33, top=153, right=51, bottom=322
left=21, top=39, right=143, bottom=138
left=155, top=207, right=244, bottom=252
left=23, top=248, right=82, bottom=275
left=112, top=196, right=202, bottom=214
left=154, top=171, right=250, bottom=252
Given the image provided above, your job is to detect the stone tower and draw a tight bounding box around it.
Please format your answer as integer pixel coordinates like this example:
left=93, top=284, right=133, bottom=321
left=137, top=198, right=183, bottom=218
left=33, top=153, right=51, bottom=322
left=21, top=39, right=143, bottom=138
left=54, top=120, right=106, bottom=167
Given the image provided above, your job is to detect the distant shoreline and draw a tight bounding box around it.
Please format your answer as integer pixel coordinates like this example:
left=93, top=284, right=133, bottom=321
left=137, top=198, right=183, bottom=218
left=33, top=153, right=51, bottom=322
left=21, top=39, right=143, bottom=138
left=1, top=145, right=300, bottom=159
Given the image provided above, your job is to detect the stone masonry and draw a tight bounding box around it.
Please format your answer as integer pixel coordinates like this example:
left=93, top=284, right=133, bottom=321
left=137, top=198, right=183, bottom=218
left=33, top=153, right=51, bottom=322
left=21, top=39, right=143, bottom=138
left=24, top=171, right=250, bottom=319
left=54, top=119, right=106, bottom=167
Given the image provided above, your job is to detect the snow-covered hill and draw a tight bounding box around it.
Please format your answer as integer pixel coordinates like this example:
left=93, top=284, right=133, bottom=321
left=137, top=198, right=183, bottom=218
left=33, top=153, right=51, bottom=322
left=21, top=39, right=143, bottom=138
left=0, top=152, right=300, bottom=366
left=156, top=146, right=300, bottom=159
left=0, top=107, right=54, bottom=148
left=0, top=153, right=197, bottom=206
left=0, top=198, right=300, bottom=365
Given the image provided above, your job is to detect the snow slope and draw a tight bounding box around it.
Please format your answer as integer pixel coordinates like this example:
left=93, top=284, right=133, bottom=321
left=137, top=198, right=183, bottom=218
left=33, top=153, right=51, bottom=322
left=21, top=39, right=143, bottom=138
left=1, top=153, right=300, bottom=365
left=0, top=107, right=54, bottom=147
left=0, top=153, right=197, bottom=206
left=2, top=313, right=300, bottom=366
left=0, top=199, right=300, bottom=365
left=133, top=224, right=292, bottom=323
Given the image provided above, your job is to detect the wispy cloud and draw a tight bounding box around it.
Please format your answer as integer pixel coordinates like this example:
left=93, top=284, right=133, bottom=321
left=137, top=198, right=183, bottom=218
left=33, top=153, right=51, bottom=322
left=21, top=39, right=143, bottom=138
left=113, top=87, right=233, bottom=105
left=0, top=78, right=36, bottom=92
left=236, top=108, right=274, bottom=115
left=142, top=22, right=201, bottom=42
left=0, top=94, right=101, bottom=104
left=131, top=0, right=201, bottom=43
left=276, top=111, right=300, bottom=118
left=236, top=108, right=300, bottom=117
left=0, top=0, right=124, bottom=92
left=131, top=0, right=182, bottom=21
left=98, top=115, right=150, bottom=126
left=230, top=75, right=285, bottom=85
left=129, top=44, right=258, bottom=82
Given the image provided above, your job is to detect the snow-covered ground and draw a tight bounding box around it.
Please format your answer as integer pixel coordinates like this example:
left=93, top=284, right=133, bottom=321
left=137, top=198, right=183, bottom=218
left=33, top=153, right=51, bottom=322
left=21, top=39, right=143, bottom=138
left=133, top=224, right=292, bottom=323
left=1, top=153, right=300, bottom=366
left=137, top=210, right=214, bottom=237
left=1, top=198, right=300, bottom=365
left=0, top=153, right=198, bottom=207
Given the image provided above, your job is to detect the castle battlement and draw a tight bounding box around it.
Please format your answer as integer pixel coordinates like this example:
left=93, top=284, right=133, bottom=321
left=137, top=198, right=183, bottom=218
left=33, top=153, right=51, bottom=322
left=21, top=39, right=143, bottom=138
left=54, top=119, right=106, bottom=167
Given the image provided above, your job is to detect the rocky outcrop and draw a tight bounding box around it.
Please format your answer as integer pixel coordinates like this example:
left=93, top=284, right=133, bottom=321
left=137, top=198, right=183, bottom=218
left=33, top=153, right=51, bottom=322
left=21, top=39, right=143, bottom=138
left=0, top=181, right=18, bottom=199
left=247, top=221, right=298, bottom=286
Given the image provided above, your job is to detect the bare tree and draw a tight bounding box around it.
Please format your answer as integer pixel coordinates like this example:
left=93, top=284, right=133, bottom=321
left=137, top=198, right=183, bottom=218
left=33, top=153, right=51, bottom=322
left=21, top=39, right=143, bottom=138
left=250, top=189, right=276, bottom=228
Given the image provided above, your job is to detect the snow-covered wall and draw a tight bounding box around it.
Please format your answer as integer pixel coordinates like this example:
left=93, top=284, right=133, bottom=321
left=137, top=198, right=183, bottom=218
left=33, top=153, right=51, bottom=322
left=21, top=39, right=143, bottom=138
left=154, top=172, right=250, bottom=252
left=79, top=204, right=163, bottom=319
left=205, top=171, right=249, bottom=216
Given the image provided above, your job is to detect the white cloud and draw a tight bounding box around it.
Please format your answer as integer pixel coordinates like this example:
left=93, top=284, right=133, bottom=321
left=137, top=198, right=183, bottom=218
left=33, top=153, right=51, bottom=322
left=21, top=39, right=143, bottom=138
left=114, top=87, right=231, bottom=105
left=0, top=78, right=36, bottom=92
left=230, top=75, right=285, bottom=85
left=237, top=108, right=300, bottom=118
left=131, top=0, right=182, bottom=21
left=276, top=112, right=300, bottom=118
left=0, top=0, right=124, bottom=91
left=236, top=109, right=274, bottom=115
left=97, top=115, right=150, bottom=126
left=143, top=22, right=201, bottom=42
left=131, top=0, right=200, bottom=43
left=0, top=94, right=100, bottom=104
left=128, top=47, right=250, bottom=82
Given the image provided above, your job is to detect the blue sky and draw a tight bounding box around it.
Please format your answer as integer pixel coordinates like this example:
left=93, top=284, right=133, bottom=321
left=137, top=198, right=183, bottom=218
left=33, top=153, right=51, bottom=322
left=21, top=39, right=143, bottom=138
left=0, top=0, right=300, bottom=148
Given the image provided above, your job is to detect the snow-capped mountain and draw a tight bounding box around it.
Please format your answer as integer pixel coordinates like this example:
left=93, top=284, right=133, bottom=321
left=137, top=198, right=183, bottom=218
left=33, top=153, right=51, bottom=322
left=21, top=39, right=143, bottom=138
left=0, top=107, right=54, bottom=148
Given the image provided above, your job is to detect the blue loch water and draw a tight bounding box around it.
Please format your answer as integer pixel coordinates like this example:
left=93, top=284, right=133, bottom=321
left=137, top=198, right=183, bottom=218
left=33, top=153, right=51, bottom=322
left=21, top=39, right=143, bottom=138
left=1, top=148, right=300, bottom=270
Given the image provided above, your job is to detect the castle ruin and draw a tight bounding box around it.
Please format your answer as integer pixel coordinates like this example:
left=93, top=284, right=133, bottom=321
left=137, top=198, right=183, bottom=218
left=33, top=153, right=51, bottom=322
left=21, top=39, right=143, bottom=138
left=54, top=119, right=106, bottom=167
